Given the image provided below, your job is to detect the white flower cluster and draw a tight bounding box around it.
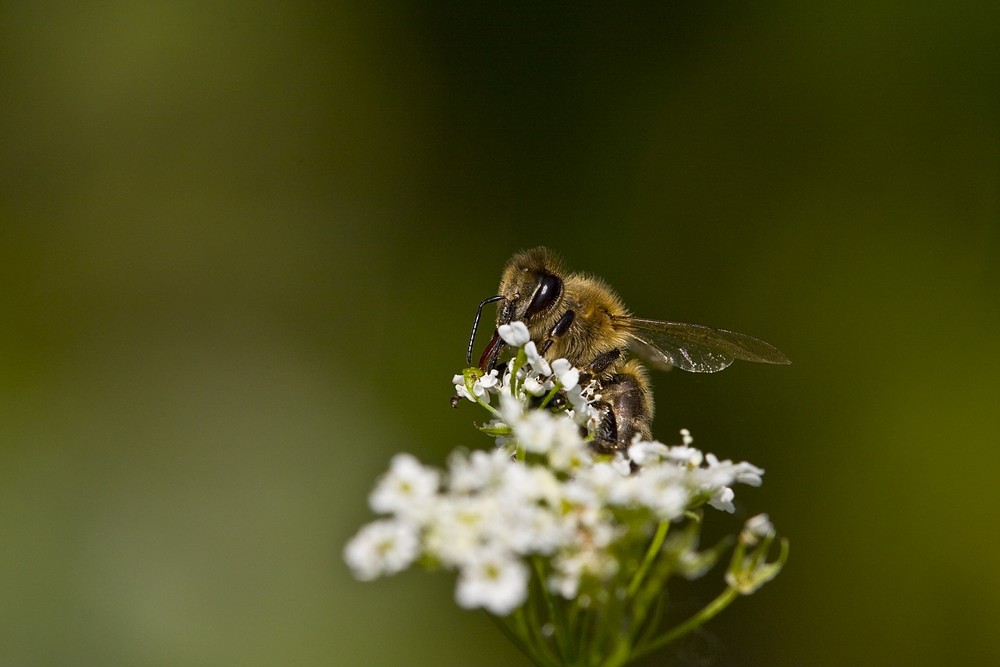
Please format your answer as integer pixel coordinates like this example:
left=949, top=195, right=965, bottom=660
left=344, top=322, right=767, bottom=616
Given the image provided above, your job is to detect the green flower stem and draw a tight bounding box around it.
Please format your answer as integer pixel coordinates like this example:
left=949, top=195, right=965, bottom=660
left=626, top=521, right=669, bottom=600
left=509, top=348, right=527, bottom=395
left=531, top=558, right=574, bottom=661
left=583, top=605, right=609, bottom=667
left=491, top=613, right=535, bottom=665
left=523, top=595, right=556, bottom=666
left=632, top=586, right=740, bottom=661
left=538, top=381, right=563, bottom=409
left=627, top=531, right=679, bottom=652
left=632, top=593, right=667, bottom=650
left=564, top=597, right=585, bottom=664
left=476, top=396, right=501, bottom=418
left=506, top=607, right=561, bottom=667
left=597, top=635, right=631, bottom=667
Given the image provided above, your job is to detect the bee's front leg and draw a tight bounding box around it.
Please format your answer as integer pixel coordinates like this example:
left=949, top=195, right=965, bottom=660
left=538, top=310, right=576, bottom=356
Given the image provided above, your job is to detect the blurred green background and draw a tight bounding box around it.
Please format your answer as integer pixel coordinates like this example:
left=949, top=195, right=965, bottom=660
left=2, top=2, right=998, bottom=666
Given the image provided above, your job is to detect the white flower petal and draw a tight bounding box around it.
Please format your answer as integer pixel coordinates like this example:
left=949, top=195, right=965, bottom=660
left=369, top=453, right=441, bottom=521
left=343, top=519, right=420, bottom=580
left=708, top=486, right=736, bottom=513
left=455, top=548, right=529, bottom=615
left=628, top=440, right=670, bottom=466
left=742, top=513, right=775, bottom=544
left=498, top=321, right=531, bottom=346
left=524, top=341, right=552, bottom=376
left=349, top=355, right=779, bottom=615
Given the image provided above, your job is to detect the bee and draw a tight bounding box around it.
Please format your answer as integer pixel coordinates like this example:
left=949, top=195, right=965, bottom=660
left=465, top=246, right=790, bottom=454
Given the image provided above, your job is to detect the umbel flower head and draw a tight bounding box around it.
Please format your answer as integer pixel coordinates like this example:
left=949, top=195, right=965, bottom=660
left=344, top=322, right=788, bottom=666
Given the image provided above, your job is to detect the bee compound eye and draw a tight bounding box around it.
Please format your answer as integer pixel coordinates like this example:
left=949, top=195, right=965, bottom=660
left=525, top=272, right=563, bottom=318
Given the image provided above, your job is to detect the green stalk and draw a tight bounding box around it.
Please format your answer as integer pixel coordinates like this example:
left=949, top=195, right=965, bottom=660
left=626, top=521, right=669, bottom=600
left=631, top=586, right=739, bottom=661
left=538, top=381, right=563, bottom=409
left=508, top=607, right=561, bottom=667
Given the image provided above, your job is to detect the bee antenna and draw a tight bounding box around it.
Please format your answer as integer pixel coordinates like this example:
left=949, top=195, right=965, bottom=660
left=467, top=296, right=504, bottom=365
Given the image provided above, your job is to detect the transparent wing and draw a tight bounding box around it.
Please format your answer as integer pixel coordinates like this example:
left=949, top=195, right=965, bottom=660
left=615, top=316, right=791, bottom=374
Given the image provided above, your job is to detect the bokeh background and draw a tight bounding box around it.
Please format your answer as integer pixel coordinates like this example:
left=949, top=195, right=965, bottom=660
left=2, top=3, right=998, bottom=666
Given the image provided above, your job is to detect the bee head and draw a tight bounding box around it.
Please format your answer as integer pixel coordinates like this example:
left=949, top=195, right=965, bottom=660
left=469, top=247, right=567, bottom=371
left=497, top=246, right=565, bottom=327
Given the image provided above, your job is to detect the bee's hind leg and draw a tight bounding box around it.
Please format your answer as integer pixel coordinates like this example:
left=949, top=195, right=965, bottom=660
left=591, top=360, right=653, bottom=457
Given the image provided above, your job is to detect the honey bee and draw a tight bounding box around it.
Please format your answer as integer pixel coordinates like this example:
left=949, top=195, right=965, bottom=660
left=465, top=246, right=790, bottom=454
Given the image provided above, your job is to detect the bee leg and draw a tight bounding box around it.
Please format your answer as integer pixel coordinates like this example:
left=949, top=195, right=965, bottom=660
left=539, top=310, right=576, bottom=356
left=587, top=348, right=621, bottom=374
left=593, top=404, right=620, bottom=454
left=591, top=362, right=653, bottom=456
left=577, top=349, right=623, bottom=389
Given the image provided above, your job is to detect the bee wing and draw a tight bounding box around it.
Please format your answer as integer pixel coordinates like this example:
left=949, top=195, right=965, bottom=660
left=616, top=317, right=791, bottom=374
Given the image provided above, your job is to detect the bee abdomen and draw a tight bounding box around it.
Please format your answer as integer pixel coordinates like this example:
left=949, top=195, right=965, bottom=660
left=593, top=360, right=653, bottom=454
